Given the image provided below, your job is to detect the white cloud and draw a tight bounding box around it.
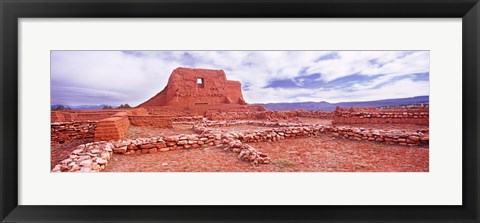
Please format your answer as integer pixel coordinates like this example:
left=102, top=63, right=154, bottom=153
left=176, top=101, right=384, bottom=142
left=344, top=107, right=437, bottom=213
left=245, top=78, right=429, bottom=104
left=51, top=51, right=429, bottom=105
left=307, top=51, right=429, bottom=82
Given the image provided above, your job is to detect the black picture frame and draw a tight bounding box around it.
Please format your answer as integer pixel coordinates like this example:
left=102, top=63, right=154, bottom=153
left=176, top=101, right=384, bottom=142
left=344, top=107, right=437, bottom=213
left=1, top=0, right=479, bottom=222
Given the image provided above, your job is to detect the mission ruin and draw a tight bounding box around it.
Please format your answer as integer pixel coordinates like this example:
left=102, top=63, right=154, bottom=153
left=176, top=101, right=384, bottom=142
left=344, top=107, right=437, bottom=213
left=51, top=67, right=430, bottom=172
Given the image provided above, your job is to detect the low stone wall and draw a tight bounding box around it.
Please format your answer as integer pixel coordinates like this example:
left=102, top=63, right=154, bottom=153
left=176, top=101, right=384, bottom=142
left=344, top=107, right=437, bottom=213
left=333, top=107, right=429, bottom=125
left=53, top=120, right=429, bottom=172
left=202, top=126, right=325, bottom=143
left=324, top=126, right=428, bottom=146
left=297, top=110, right=335, bottom=118
left=52, top=131, right=272, bottom=172
left=93, top=112, right=130, bottom=142
left=195, top=121, right=428, bottom=146
left=51, top=121, right=97, bottom=145
left=51, top=108, right=149, bottom=122
left=172, top=116, right=204, bottom=123
left=145, top=104, right=265, bottom=116
left=201, top=120, right=311, bottom=128
left=128, top=116, right=173, bottom=128
left=51, top=110, right=119, bottom=122
left=206, top=110, right=334, bottom=121
left=52, top=142, right=114, bottom=172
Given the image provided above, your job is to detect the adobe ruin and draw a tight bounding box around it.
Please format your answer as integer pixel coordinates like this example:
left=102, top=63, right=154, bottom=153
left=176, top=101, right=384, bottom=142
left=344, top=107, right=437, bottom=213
left=139, top=67, right=248, bottom=107
left=50, top=67, right=429, bottom=172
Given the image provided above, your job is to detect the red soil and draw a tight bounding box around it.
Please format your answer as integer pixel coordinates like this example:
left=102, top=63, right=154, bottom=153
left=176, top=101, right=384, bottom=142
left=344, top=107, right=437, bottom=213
left=104, top=135, right=428, bottom=172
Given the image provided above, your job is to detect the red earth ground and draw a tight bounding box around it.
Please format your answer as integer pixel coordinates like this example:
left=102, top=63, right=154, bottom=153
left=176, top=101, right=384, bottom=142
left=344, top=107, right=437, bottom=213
left=52, top=118, right=429, bottom=172
left=104, top=135, right=429, bottom=172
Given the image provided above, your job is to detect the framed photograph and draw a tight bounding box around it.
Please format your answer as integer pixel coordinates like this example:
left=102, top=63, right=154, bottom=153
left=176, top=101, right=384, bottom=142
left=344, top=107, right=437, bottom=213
left=1, top=0, right=479, bottom=222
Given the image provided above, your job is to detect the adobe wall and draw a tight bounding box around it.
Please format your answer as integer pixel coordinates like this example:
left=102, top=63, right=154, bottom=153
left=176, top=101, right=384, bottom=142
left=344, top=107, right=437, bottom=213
left=146, top=104, right=265, bottom=116
left=52, top=108, right=152, bottom=142
left=172, top=116, right=204, bottom=123
left=128, top=116, right=173, bottom=128
left=51, top=110, right=119, bottom=122
left=93, top=112, right=130, bottom=142
left=139, top=67, right=248, bottom=107
left=225, top=81, right=247, bottom=105
left=332, top=107, right=429, bottom=125
left=51, top=108, right=149, bottom=122
left=51, top=121, right=97, bottom=145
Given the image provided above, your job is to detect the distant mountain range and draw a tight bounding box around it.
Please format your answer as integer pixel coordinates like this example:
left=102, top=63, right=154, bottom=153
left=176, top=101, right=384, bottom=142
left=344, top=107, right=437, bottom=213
left=255, top=95, right=429, bottom=111
left=52, top=95, right=429, bottom=111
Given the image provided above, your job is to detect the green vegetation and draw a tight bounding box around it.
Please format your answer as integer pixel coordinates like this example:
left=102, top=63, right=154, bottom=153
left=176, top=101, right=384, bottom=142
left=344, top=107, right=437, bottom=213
left=53, top=105, right=71, bottom=111
left=117, top=103, right=131, bottom=109
left=274, top=159, right=295, bottom=168
left=102, top=105, right=113, bottom=109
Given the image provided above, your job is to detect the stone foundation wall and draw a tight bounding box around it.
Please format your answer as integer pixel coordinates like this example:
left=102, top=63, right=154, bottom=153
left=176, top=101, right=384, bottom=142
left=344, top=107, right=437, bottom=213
left=297, top=111, right=335, bottom=118
left=52, top=131, right=272, bottom=172
left=333, top=108, right=429, bottom=125
left=53, top=120, right=429, bottom=172
left=207, top=110, right=334, bottom=121
left=194, top=121, right=428, bottom=146
left=172, top=116, right=204, bottom=123
left=51, top=108, right=149, bottom=122
left=145, top=104, right=265, bottom=117
left=93, top=112, right=130, bottom=142
left=51, top=110, right=119, bottom=122
left=128, top=116, right=173, bottom=128
left=324, top=126, right=429, bottom=146
left=202, top=120, right=311, bottom=128
left=51, top=121, right=97, bottom=145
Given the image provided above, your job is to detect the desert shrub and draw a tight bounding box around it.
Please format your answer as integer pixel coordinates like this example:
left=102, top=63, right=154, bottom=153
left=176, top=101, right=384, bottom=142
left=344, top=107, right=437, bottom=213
left=274, top=159, right=295, bottom=168
left=102, top=105, right=113, bottom=109
left=53, top=105, right=71, bottom=111
left=118, top=103, right=131, bottom=109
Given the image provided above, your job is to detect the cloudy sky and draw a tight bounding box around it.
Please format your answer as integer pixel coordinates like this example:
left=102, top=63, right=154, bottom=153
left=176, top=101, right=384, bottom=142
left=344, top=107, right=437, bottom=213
left=51, top=51, right=429, bottom=106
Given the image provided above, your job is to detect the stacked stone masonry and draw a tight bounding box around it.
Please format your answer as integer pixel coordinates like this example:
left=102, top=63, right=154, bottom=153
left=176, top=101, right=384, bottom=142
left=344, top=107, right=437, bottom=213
left=333, top=107, right=429, bottom=125
left=51, top=108, right=149, bottom=122
left=207, top=110, right=334, bottom=121
left=194, top=121, right=428, bottom=146
left=325, top=126, right=428, bottom=146
left=172, top=116, right=204, bottom=123
left=52, top=131, right=272, bottom=172
left=51, top=110, right=120, bottom=122
left=128, top=116, right=173, bottom=128
left=53, top=120, right=429, bottom=172
left=51, top=121, right=97, bottom=145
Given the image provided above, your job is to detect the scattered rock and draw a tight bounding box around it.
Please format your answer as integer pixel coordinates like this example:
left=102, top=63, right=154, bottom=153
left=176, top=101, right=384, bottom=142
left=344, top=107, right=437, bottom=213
left=96, top=158, right=107, bottom=165
left=113, top=145, right=128, bottom=154
left=79, top=159, right=92, bottom=166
